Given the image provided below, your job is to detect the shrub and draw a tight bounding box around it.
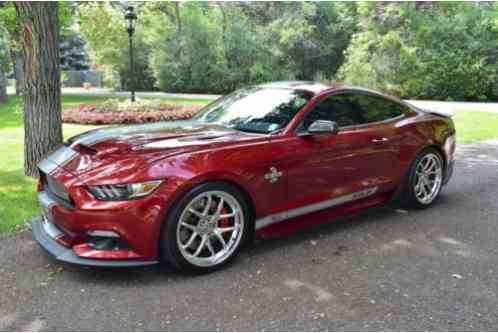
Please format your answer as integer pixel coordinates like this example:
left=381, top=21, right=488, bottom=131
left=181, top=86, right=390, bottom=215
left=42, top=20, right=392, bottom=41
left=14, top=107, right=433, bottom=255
left=62, top=99, right=202, bottom=125
left=338, top=3, right=498, bottom=101
left=102, top=66, right=120, bottom=91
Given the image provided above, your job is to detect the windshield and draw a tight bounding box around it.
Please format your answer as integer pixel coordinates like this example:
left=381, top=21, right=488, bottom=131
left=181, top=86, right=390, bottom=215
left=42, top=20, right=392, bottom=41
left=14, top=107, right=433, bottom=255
left=193, top=87, right=312, bottom=134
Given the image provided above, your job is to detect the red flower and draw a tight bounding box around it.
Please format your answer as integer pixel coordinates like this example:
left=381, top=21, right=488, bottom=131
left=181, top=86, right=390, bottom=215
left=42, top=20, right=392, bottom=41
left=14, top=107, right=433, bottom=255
left=62, top=103, right=201, bottom=125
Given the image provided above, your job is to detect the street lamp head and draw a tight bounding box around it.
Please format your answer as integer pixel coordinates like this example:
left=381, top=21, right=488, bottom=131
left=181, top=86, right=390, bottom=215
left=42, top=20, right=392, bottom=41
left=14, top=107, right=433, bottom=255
left=124, top=5, right=137, bottom=102
left=124, top=6, right=137, bottom=34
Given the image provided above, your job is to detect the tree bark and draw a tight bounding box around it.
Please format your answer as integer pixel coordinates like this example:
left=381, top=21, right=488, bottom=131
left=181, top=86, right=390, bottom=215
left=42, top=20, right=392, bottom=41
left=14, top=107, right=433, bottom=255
left=216, top=2, right=229, bottom=61
left=0, top=65, right=7, bottom=104
left=174, top=2, right=183, bottom=57
left=15, top=2, right=62, bottom=177
left=11, top=50, right=24, bottom=95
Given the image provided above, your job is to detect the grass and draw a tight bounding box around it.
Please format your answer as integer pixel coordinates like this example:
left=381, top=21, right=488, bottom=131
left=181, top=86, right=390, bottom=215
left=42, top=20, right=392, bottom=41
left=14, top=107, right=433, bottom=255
left=1, top=97, right=498, bottom=234
left=453, top=111, right=498, bottom=144
left=0, top=95, right=209, bottom=235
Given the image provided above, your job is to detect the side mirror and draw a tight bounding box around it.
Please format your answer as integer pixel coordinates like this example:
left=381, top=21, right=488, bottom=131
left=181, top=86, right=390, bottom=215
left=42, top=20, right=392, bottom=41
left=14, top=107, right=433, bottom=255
left=307, top=120, right=339, bottom=135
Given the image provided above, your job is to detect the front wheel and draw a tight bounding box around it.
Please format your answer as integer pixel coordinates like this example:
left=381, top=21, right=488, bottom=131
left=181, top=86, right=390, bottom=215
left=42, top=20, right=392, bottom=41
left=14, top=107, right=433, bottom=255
left=398, top=148, right=444, bottom=209
left=160, top=182, right=250, bottom=274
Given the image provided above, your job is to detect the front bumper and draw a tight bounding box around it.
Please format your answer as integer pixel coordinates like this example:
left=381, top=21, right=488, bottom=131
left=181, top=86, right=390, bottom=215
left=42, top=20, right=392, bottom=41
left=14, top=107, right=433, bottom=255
left=31, top=216, right=158, bottom=267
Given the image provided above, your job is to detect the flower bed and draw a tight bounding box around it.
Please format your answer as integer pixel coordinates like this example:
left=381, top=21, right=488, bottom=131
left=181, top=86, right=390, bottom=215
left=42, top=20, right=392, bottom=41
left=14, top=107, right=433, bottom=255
left=62, top=99, right=203, bottom=125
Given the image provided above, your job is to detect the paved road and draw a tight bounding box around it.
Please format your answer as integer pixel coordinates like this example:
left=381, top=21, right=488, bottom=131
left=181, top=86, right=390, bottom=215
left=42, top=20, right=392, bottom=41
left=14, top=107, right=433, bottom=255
left=406, top=100, right=498, bottom=115
left=61, top=87, right=220, bottom=102
left=1, top=140, right=498, bottom=331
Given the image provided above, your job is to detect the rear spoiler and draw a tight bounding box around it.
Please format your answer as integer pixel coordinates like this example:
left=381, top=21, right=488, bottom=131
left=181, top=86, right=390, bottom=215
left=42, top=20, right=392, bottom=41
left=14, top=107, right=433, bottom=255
left=403, top=101, right=454, bottom=118
left=421, top=108, right=454, bottom=119
left=415, top=107, right=455, bottom=119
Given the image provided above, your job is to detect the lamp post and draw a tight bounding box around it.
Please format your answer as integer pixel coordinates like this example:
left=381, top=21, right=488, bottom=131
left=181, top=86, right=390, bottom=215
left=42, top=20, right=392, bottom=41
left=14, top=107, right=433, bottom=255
left=124, top=6, right=137, bottom=102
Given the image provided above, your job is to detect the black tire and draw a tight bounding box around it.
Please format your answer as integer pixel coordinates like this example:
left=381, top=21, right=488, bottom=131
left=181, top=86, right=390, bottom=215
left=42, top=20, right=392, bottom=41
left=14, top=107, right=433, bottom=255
left=160, top=181, right=251, bottom=274
left=396, top=148, right=444, bottom=209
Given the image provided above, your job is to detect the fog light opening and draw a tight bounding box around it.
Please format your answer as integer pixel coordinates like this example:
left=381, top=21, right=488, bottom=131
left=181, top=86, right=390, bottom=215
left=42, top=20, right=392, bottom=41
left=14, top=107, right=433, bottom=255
left=86, top=234, right=132, bottom=252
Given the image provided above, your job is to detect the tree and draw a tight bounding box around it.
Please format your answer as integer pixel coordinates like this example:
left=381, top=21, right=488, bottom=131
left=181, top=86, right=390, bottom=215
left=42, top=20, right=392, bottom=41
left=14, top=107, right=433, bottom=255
left=1, top=2, right=72, bottom=96
left=15, top=2, right=62, bottom=176
left=0, top=2, right=23, bottom=96
left=0, top=28, right=8, bottom=104
left=78, top=2, right=156, bottom=91
left=338, top=2, right=498, bottom=101
left=79, top=2, right=358, bottom=94
left=0, top=64, right=7, bottom=104
left=60, top=32, right=90, bottom=71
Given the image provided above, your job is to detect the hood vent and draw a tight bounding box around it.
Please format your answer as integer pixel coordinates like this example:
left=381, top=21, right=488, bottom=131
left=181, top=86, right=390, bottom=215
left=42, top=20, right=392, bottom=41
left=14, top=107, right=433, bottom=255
left=75, top=143, right=98, bottom=155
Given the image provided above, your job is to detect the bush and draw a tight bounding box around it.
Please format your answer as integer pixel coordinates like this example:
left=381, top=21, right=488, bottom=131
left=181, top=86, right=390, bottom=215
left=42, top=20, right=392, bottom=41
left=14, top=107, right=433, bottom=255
left=149, top=2, right=357, bottom=94
left=62, top=99, right=202, bottom=125
left=338, top=3, right=498, bottom=101
left=102, top=66, right=120, bottom=91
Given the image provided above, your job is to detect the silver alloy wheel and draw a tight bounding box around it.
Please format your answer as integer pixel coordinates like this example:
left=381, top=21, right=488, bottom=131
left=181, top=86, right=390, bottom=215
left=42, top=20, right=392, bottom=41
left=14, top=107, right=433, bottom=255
left=414, top=153, right=443, bottom=205
left=176, top=190, right=244, bottom=267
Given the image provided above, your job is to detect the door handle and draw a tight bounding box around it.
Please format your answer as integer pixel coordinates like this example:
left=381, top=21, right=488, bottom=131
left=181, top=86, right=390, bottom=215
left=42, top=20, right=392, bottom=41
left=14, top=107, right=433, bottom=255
left=371, top=137, right=389, bottom=144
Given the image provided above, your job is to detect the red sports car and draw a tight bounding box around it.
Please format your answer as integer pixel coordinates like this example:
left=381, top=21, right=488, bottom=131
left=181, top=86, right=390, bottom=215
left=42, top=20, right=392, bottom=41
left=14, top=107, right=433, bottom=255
left=32, top=81, right=456, bottom=273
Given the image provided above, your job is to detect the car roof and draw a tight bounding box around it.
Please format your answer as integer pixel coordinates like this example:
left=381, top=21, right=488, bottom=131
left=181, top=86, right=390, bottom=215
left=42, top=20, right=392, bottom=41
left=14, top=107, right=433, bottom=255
left=257, top=80, right=372, bottom=95
left=258, top=81, right=333, bottom=95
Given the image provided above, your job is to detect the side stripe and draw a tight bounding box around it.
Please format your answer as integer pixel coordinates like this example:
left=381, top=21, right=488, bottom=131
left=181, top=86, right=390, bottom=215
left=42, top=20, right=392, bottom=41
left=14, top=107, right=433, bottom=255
left=255, top=187, right=378, bottom=230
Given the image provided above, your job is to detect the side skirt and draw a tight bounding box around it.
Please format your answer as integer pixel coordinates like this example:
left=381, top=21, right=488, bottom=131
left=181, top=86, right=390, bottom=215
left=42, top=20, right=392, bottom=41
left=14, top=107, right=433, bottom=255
left=255, top=187, right=378, bottom=231
left=255, top=187, right=392, bottom=239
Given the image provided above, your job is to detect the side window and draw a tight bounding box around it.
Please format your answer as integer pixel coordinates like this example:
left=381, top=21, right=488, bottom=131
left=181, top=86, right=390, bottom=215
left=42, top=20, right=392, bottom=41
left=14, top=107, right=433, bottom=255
left=354, top=94, right=405, bottom=123
left=300, top=93, right=406, bottom=131
left=301, top=94, right=362, bottom=129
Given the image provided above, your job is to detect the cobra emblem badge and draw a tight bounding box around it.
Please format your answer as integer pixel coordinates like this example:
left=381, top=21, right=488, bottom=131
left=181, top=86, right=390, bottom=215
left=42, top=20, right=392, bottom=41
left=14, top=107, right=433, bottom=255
left=264, top=167, right=283, bottom=183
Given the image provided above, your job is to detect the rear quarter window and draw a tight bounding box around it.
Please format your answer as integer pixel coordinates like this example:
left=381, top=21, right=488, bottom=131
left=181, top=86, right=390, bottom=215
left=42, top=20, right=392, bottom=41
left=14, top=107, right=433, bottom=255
left=354, top=94, right=406, bottom=123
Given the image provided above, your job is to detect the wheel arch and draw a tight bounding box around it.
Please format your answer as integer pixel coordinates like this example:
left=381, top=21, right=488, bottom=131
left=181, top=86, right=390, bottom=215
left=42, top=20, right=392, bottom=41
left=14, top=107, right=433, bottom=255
left=158, top=175, right=257, bottom=253
left=417, top=143, right=447, bottom=176
left=393, top=143, right=447, bottom=208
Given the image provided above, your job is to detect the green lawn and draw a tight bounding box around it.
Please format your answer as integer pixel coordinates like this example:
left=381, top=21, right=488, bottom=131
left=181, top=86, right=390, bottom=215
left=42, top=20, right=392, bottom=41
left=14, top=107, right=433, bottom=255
left=0, top=95, right=209, bottom=234
left=453, top=111, right=498, bottom=144
left=1, top=98, right=498, bottom=234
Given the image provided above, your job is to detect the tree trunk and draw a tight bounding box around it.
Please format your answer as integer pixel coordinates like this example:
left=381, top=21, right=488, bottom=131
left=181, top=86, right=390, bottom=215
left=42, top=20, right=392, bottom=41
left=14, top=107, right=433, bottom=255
left=15, top=2, right=62, bottom=177
left=11, top=50, right=25, bottom=96
left=217, top=3, right=229, bottom=61
left=0, top=66, right=7, bottom=104
left=174, top=2, right=183, bottom=57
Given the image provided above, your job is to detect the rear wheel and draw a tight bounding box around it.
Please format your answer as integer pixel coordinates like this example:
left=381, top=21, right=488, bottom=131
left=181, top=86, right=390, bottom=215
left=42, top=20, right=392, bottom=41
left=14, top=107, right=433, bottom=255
left=160, top=182, right=250, bottom=274
left=398, top=148, right=444, bottom=209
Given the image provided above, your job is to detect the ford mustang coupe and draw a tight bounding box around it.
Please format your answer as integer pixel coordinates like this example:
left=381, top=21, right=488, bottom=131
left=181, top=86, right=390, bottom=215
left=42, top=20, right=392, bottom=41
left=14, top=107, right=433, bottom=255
left=32, top=81, right=456, bottom=273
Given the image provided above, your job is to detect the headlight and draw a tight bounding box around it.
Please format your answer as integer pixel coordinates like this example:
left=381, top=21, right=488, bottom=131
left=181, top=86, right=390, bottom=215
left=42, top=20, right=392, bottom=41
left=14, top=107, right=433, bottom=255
left=88, top=180, right=163, bottom=201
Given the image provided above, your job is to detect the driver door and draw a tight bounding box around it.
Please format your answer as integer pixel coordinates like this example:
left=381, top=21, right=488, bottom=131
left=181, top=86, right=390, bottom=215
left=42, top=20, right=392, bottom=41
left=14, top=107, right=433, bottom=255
left=283, top=92, right=396, bottom=212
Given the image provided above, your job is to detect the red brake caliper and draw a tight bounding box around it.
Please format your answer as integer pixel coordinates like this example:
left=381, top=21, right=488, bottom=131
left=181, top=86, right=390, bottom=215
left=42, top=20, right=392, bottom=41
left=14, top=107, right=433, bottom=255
left=219, top=207, right=230, bottom=228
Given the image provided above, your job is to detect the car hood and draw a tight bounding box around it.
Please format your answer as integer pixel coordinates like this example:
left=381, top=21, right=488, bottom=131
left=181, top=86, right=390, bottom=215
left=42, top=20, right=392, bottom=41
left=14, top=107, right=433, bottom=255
left=54, top=120, right=264, bottom=181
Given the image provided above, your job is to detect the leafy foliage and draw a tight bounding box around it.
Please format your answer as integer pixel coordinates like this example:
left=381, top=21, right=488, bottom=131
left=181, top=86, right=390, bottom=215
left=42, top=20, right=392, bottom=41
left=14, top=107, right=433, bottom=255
left=78, top=3, right=156, bottom=91
left=4, top=2, right=498, bottom=100
left=60, top=32, right=90, bottom=71
left=77, top=2, right=498, bottom=100
left=79, top=2, right=358, bottom=94
left=338, top=2, right=498, bottom=101
left=0, top=1, right=73, bottom=51
left=0, top=27, right=9, bottom=72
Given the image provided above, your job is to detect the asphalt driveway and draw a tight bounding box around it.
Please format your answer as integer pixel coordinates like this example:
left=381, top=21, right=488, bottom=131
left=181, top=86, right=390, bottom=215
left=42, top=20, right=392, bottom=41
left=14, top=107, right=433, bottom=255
left=1, top=140, right=498, bottom=331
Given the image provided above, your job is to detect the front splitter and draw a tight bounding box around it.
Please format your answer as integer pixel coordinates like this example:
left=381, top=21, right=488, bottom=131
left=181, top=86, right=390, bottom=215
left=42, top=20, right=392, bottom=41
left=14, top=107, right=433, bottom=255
left=31, top=217, right=158, bottom=267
